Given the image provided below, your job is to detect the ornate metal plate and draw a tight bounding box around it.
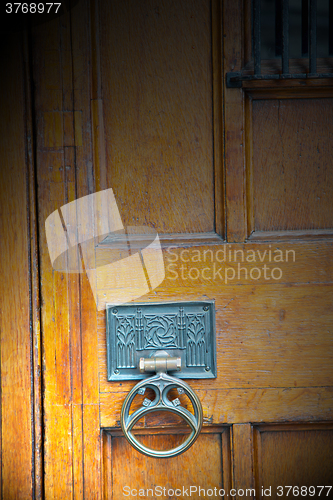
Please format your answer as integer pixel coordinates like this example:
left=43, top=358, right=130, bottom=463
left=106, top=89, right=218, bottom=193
left=106, top=301, right=216, bottom=381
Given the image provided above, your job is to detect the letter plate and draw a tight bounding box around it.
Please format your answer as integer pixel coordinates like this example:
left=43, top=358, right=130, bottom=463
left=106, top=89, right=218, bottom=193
left=106, top=301, right=216, bottom=381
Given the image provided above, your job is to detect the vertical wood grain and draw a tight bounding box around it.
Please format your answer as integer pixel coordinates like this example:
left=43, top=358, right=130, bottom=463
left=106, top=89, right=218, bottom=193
left=99, top=0, right=215, bottom=234
left=0, top=32, right=33, bottom=499
left=73, top=0, right=102, bottom=495
left=223, top=0, right=247, bottom=242
left=31, top=0, right=103, bottom=496
left=32, top=10, right=75, bottom=498
left=233, top=424, right=254, bottom=500
left=104, top=429, right=228, bottom=499
left=23, top=31, right=44, bottom=500
left=90, top=0, right=107, bottom=193
left=222, top=426, right=233, bottom=494
left=2, top=1, right=331, bottom=498
left=212, top=0, right=225, bottom=238
left=253, top=424, right=333, bottom=499
left=32, top=0, right=102, bottom=497
left=252, top=98, right=333, bottom=233
left=245, top=94, right=254, bottom=236
left=102, top=432, right=112, bottom=500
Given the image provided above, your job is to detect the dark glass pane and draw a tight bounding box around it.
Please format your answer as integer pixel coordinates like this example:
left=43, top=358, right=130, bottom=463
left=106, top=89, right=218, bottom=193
left=260, top=0, right=329, bottom=60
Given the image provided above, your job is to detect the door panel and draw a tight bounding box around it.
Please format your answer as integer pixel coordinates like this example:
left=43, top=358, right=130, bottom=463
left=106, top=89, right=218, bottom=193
left=1, top=0, right=333, bottom=498
left=254, top=424, right=333, bottom=499
left=99, top=0, right=216, bottom=234
left=103, top=428, right=231, bottom=499
left=252, top=98, right=333, bottom=232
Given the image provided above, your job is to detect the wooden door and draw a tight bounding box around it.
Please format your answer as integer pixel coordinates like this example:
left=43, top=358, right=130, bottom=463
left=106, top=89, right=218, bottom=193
left=0, top=0, right=332, bottom=499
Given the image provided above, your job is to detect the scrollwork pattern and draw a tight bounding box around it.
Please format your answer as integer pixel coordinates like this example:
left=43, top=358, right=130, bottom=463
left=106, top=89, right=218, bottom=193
left=143, top=314, right=178, bottom=349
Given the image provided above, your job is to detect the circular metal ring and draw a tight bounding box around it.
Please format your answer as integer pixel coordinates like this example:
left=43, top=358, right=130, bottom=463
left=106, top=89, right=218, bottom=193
left=121, top=372, right=203, bottom=458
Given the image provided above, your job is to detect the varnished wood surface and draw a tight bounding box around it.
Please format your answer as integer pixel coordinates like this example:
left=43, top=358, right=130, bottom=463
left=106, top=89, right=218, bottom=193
left=0, top=33, right=35, bottom=499
left=249, top=229, right=333, bottom=241
left=100, top=387, right=333, bottom=427
left=212, top=0, right=224, bottom=237
left=73, top=1, right=103, bottom=495
left=244, top=78, right=333, bottom=90
left=23, top=31, right=44, bottom=500
left=31, top=0, right=102, bottom=497
left=100, top=0, right=215, bottom=234
left=253, top=424, right=333, bottom=499
left=0, top=33, right=34, bottom=499
left=252, top=99, right=333, bottom=232
left=1, top=0, right=333, bottom=497
left=223, top=0, right=247, bottom=242
left=98, top=241, right=333, bottom=394
left=103, top=428, right=231, bottom=500
left=243, top=57, right=333, bottom=77
left=233, top=424, right=254, bottom=500
left=248, top=88, right=333, bottom=101
left=98, top=239, right=333, bottom=427
left=33, top=12, right=77, bottom=497
left=158, top=240, right=333, bottom=286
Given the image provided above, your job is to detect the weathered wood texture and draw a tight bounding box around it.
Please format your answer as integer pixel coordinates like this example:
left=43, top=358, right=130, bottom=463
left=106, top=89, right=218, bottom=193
left=253, top=424, right=333, bottom=499
left=32, top=13, right=77, bottom=497
left=101, top=387, right=333, bottom=427
left=72, top=0, right=102, bottom=495
left=212, top=0, right=224, bottom=237
left=103, top=428, right=231, bottom=499
left=99, top=0, right=333, bottom=492
left=99, top=243, right=333, bottom=383
left=31, top=0, right=101, bottom=497
left=0, top=34, right=34, bottom=499
left=99, top=0, right=215, bottom=234
left=100, top=295, right=333, bottom=423
left=2, top=0, right=333, bottom=497
left=252, top=99, right=333, bottom=233
left=242, top=59, right=333, bottom=90
left=233, top=424, right=254, bottom=500
left=223, top=0, right=247, bottom=242
left=23, top=31, right=44, bottom=500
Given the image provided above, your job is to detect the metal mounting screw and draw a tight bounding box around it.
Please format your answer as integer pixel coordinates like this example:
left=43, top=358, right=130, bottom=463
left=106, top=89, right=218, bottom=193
left=114, top=369, right=120, bottom=374
left=113, top=308, right=118, bottom=314
left=205, top=366, right=210, bottom=372
left=203, top=306, right=209, bottom=311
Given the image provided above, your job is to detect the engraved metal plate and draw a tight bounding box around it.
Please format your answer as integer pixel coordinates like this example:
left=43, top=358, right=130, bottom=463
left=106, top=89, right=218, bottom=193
left=106, top=301, right=216, bottom=381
